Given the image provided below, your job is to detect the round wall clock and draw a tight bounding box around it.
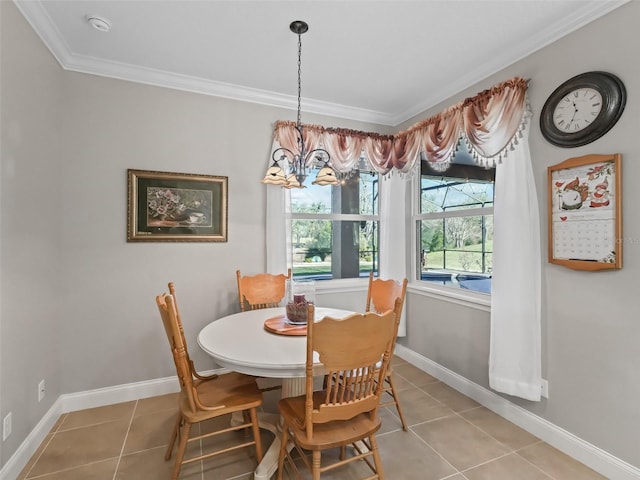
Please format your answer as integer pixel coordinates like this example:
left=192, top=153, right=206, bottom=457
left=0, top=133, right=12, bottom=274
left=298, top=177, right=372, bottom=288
left=540, top=71, right=626, bottom=148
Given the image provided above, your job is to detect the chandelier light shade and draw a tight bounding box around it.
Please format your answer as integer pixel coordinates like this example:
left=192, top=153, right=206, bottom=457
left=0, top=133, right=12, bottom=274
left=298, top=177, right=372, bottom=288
left=262, top=20, right=339, bottom=189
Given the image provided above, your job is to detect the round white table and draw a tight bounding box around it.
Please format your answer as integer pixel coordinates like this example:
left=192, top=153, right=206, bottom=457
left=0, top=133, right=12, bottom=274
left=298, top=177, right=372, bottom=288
left=197, top=306, right=354, bottom=480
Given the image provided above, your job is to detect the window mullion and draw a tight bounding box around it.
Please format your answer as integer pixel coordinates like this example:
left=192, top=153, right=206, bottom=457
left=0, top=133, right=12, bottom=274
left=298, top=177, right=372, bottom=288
left=415, top=206, right=493, bottom=221
left=290, top=213, right=378, bottom=221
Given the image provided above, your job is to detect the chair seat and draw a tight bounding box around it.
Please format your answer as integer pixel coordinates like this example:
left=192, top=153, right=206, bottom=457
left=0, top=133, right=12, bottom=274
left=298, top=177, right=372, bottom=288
left=279, top=392, right=382, bottom=450
left=180, top=372, right=263, bottom=423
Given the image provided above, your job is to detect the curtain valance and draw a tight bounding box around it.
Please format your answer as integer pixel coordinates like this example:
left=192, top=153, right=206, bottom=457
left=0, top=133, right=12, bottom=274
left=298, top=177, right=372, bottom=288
left=272, top=76, right=529, bottom=175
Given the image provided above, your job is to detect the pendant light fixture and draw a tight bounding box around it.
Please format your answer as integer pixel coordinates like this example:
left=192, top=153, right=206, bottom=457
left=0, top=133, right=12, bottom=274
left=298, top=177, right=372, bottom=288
left=262, top=20, right=339, bottom=188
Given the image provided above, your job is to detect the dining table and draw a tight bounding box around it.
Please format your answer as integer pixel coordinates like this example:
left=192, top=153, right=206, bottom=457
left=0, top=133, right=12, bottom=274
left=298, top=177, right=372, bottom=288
left=197, top=306, right=354, bottom=480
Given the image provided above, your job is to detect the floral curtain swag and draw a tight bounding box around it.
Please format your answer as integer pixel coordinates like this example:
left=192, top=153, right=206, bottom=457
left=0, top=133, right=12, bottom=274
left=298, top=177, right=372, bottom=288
left=270, top=77, right=530, bottom=178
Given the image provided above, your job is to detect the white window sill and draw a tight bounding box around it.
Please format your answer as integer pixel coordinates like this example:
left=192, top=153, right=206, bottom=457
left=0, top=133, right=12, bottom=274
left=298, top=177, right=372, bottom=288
left=408, top=282, right=491, bottom=311
left=314, top=277, right=369, bottom=294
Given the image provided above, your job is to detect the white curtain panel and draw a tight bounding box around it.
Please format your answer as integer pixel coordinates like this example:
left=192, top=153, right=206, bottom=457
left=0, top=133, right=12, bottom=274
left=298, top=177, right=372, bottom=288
left=379, top=173, right=409, bottom=337
left=265, top=186, right=288, bottom=274
left=489, top=121, right=542, bottom=401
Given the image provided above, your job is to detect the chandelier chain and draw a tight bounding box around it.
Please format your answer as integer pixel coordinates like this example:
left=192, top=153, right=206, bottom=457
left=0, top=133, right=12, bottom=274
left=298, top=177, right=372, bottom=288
left=296, top=32, right=302, bottom=128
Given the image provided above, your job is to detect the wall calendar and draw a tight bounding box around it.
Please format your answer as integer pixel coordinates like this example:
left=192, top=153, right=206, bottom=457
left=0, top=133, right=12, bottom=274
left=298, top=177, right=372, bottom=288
left=547, top=154, right=622, bottom=271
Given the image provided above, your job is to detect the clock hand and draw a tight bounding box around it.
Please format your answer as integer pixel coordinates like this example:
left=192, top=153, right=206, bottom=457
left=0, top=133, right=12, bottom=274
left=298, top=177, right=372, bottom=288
left=568, top=101, right=578, bottom=128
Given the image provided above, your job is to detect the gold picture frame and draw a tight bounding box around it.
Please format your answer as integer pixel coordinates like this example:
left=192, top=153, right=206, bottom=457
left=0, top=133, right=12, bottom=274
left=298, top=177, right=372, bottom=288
left=127, top=169, right=228, bottom=242
left=547, top=154, right=621, bottom=271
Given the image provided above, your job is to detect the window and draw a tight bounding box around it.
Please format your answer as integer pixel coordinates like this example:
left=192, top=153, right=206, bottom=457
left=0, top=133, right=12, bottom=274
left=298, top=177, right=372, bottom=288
left=289, top=168, right=379, bottom=280
left=415, top=147, right=494, bottom=294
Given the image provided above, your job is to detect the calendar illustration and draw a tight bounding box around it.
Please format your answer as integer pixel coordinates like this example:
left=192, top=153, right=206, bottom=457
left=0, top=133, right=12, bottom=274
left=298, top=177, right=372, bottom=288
left=547, top=154, right=622, bottom=271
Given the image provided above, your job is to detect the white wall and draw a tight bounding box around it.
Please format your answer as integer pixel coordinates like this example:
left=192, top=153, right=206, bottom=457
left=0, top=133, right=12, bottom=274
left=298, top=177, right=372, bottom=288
left=399, top=0, right=640, bottom=470
left=0, top=0, right=383, bottom=467
left=0, top=1, right=64, bottom=466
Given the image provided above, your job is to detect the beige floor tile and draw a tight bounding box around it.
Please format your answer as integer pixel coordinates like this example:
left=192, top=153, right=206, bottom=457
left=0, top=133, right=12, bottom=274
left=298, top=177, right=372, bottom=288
left=377, top=429, right=457, bottom=480
left=393, top=362, right=439, bottom=387
left=123, top=407, right=177, bottom=454
left=116, top=445, right=201, bottom=480
left=420, top=382, right=480, bottom=412
left=25, top=458, right=119, bottom=480
left=280, top=446, right=379, bottom=480
left=50, top=414, right=67, bottom=434
left=377, top=404, right=405, bottom=434
left=412, top=415, right=510, bottom=471
left=383, top=369, right=414, bottom=392
left=201, top=446, right=262, bottom=479
left=17, top=372, right=606, bottom=480
left=134, top=392, right=179, bottom=417
left=17, top=433, right=54, bottom=480
left=518, top=442, right=607, bottom=479
left=463, top=452, right=552, bottom=480
left=460, top=407, right=540, bottom=450
left=199, top=418, right=273, bottom=479
left=391, top=354, right=407, bottom=366
left=28, top=419, right=130, bottom=477
left=395, top=386, right=454, bottom=427
left=59, top=401, right=135, bottom=430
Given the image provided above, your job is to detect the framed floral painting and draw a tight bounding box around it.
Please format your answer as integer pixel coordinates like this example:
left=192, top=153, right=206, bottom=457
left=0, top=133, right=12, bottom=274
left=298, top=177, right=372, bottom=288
left=127, top=169, right=228, bottom=242
left=547, top=154, right=621, bottom=270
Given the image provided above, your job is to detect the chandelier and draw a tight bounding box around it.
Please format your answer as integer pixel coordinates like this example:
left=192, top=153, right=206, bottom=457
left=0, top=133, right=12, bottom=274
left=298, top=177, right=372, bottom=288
left=262, top=21, right=339, bottom=189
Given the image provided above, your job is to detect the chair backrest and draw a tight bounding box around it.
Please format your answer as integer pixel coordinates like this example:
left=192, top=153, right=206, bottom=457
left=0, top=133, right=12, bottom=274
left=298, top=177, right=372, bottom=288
left=365, top=272, right=408, bottom=354
left=156, top=292, right=198, bottom=413
left=168, top=282, right=188, bottom=349
left=303, top=300, right=401, bottom=439
left=236, top=269, right=291, bottom=311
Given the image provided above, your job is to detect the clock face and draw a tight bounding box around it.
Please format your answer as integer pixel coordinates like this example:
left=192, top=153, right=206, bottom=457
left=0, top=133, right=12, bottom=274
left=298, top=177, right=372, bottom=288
left=552, top=88, right=602, bottom=133
left=540, top=71, right=626, bottom=148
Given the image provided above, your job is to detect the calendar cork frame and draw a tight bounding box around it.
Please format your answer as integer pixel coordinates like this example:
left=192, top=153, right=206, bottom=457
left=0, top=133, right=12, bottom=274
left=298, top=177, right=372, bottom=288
left=547, top=153, right=622, bottom=271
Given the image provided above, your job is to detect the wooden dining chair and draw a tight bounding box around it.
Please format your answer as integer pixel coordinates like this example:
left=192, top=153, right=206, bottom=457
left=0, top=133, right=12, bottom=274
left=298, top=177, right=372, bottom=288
left=156, top=287, right=264, bottom=480
left=166, top=282, right=218, bottom=383
left=236, top=268, right=292, bottom=312
left=277, top=300, right=401, bottom=480
left=366, top=272, right=409, bottom=431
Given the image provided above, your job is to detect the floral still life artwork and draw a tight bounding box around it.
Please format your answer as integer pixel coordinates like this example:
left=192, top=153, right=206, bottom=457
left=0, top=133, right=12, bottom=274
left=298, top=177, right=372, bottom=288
left=547, top=154, right=621, bottom=270
left=127, top=169, right=228, bottom=242
left=147, top=187, right=211, bottom=227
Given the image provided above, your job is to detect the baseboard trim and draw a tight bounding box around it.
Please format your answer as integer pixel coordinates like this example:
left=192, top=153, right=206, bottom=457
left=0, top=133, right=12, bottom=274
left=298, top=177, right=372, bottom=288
left=0, top=369, right=224, bottom=480
left=395, top=344, right=640, bottom=480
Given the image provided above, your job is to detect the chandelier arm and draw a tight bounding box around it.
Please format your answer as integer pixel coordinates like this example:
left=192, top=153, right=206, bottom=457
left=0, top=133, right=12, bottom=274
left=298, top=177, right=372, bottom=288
left=272, top=146, right=297, bottom=163
left=304, top=148, right=331, bottom=163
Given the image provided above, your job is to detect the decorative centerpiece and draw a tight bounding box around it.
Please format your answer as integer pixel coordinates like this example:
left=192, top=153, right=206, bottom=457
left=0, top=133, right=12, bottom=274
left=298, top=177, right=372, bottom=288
left=285, top=294, right=311, bottom=324
left=285, top=280, right=316, bottom=324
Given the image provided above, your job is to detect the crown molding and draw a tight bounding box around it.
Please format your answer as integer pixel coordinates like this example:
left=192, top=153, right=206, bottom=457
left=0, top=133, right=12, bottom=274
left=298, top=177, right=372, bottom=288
left=397, top=0, right=630, bottom=124
left=13, top=0, right=629, bottom=127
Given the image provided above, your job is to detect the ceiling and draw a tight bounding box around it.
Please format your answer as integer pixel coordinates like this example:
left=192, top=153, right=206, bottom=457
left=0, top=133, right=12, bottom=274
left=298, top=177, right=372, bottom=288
left=14, top=0, right=627, bottom=126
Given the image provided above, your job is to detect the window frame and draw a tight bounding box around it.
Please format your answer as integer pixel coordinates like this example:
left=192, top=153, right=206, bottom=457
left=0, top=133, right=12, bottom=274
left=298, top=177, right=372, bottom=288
left=412, top=160, right=495, bottom=297
left=287, top=171, right=381, bottom=282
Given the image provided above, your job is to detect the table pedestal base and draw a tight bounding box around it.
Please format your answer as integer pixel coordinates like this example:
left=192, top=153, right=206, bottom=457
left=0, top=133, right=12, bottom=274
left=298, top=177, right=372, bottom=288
left=231, top=377, right=305, bottom=480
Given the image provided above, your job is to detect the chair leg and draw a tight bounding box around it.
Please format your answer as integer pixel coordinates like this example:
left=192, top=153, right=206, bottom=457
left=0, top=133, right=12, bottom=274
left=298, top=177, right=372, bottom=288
left=369, top=434, right=385, bottom=480
left=277, top=425, right=289, bottom=480
left=386, top=373, right=408, bottom=431
left=172, top=420, right=191, bottom=480
left=249, top=408, right=263, bottom=462
left=311, top=450, right=321, bottom=480
left=164, top=412, right=181, bottom=460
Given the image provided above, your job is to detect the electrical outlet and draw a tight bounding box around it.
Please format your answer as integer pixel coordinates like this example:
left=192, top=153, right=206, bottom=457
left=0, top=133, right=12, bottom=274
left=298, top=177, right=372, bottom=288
left=3, top=412, right=12, bottom=441
left=38, top=379, right=45, bottom=402
left=541, top=379, right=549, bottom=399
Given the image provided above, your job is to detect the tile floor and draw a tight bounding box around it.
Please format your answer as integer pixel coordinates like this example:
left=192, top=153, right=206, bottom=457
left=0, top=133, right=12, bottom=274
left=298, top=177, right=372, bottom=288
left=18, top=357, right=606, bottom=479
